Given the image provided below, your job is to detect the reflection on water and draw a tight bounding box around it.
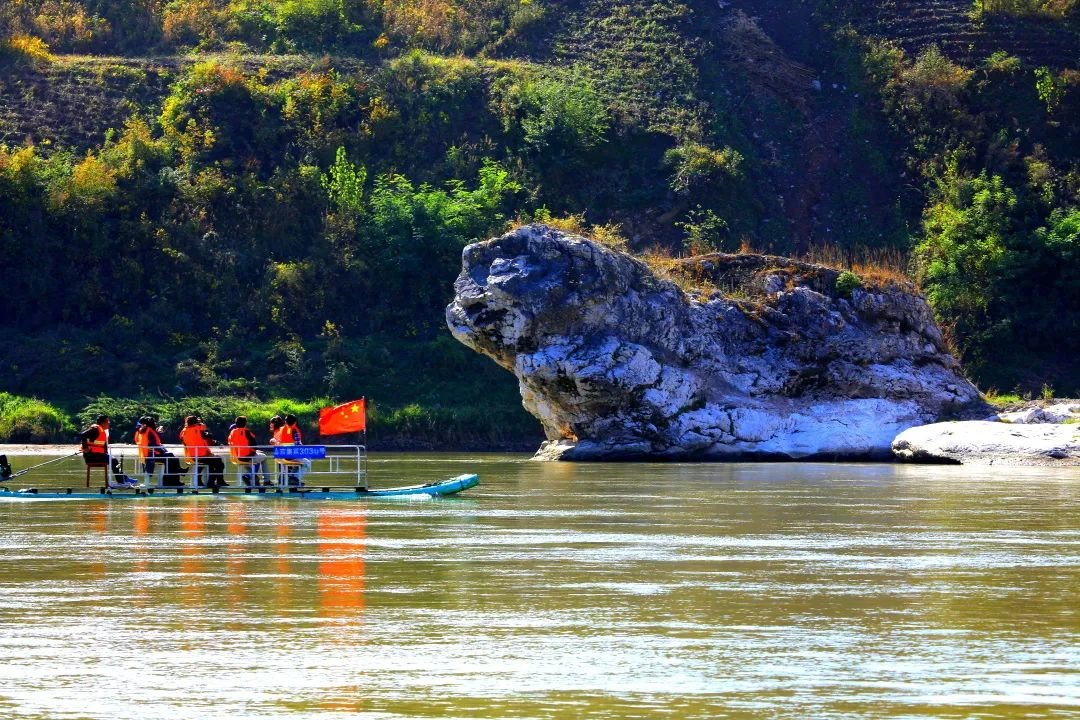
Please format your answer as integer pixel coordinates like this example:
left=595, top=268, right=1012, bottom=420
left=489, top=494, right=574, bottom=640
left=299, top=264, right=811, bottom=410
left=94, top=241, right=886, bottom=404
left=0, top=454, right=1078, bottom=719
left=317, top=509, right=366, bottom=616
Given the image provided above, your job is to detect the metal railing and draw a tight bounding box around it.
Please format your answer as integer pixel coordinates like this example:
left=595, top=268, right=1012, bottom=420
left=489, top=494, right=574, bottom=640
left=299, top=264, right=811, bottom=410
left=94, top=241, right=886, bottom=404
left=117, top=444, right=368, bottom=491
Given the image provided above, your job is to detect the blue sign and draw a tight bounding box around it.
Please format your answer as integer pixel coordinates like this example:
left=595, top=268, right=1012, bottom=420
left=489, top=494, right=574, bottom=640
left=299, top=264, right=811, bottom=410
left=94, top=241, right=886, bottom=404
left=274, top=445, right=326, bottom=460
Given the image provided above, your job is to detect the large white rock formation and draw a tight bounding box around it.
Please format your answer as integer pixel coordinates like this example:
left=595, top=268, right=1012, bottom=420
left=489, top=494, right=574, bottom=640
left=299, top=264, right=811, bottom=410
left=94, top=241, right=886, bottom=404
left=892, top=421, right=1080, bottom=465
left=446, top=224, right=987, bottom=461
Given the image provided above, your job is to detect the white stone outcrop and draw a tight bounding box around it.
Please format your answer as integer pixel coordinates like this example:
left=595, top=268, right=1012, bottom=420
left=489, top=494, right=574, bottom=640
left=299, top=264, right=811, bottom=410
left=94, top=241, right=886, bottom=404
left=892, top=421, right=1080, bottom=465
left=997, top=402, right=1080, bottom=425
left=446, top=224, right=987, bottom=461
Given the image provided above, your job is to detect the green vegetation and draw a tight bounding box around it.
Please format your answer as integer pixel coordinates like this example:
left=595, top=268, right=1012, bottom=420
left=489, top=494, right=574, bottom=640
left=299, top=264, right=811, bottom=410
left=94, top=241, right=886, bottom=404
left=0, top=0, right=1079, bottom=446
left=0, top=393, right=73, bottom=443
left=834, top=271, right=864, bottom=297
left=972, top=0, right=1080, bottom=20
left=842, top=29, right=1080, bottom=394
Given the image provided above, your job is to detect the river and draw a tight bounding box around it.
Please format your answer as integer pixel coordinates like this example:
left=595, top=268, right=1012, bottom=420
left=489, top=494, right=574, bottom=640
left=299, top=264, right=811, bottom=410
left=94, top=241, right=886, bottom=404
left=0, top=453, right=1078, bottom=719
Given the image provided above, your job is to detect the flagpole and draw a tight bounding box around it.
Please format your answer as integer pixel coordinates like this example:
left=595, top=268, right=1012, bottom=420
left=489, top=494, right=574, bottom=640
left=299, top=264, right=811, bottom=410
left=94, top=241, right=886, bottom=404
left=361, top=396, right=367, bottom=489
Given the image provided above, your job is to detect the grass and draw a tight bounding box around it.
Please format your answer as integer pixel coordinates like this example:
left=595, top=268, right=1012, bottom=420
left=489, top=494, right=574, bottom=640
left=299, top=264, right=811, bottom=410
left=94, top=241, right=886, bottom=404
left=0, top=393, right=74, bottom=443
left=794, top=244, right=912, bottom=290
left=638, top=249, right=717, bottom=295
left=983, top=390, right=1024, bottom=406
left=523, top=213, right=629, bottom=252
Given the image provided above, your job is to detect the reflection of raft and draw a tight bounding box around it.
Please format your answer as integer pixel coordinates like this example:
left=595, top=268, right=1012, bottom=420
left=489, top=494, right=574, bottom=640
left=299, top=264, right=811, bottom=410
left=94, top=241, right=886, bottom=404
left=0, top=473, right=480, bottom=500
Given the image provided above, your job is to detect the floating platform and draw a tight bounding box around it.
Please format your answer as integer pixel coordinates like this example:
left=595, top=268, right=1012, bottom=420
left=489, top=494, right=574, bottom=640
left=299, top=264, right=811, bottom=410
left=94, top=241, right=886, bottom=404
left=0, top=473, right=479, bottom=500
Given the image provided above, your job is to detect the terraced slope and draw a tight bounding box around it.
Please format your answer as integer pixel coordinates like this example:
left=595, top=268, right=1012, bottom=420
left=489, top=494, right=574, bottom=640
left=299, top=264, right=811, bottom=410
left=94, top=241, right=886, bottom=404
left=553, top=0, right=703, bottom=129
left=0, top=58, right=174, bottom=148
left=870, top=0, right=1079, bottom=68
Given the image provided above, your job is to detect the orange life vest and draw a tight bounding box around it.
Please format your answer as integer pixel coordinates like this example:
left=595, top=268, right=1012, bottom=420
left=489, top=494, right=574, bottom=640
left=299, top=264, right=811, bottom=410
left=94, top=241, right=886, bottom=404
left=279, top=424, right=299, bottom=445
left=83, top=424, right=108, bottom=454
left=135, top=426, right=163, bottom=459
left=135, top=426, right=149, bottom=459
left=180, top=424, right=212, bottom=458
left=227, top=427, right=254, bottom=459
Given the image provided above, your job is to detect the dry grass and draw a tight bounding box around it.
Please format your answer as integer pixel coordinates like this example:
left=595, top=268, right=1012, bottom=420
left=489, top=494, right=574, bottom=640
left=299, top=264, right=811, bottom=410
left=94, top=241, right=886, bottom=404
left=517, top=219, right=914, bottom=298
left=638, top=246, right=727, bottom=296
left=727, top=239, right=913, bottom=289
left=643, top=238, right=914, bottom=298
left=798, top=244, right=912, bottom=290
left=512, top=214, right=629, bottom=252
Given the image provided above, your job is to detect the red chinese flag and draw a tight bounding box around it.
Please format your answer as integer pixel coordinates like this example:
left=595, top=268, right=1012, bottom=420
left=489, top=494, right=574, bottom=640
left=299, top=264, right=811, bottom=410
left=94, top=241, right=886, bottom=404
left=319, top=398, right=367, bottom=435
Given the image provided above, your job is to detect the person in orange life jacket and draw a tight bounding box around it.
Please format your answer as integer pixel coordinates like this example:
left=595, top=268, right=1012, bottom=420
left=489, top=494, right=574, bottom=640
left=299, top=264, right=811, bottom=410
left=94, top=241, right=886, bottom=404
left=179, top=415, right=226, bottom=487
left=79, top=414, right=137, bottom=486
left=227, top=416, right=268, bottom=487
left=282, top=414, right=304, bottom=444
left=135, top=416, right=187, bottom=487
left=267, top=415, right=288, bottom=486
left=275, top=413, right=309, bottom=486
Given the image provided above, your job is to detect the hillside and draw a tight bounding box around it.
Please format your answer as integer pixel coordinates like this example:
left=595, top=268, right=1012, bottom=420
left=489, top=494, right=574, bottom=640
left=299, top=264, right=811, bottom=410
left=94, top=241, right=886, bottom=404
left=868, top=0, right=1079, bottom=68
left=0, top=0, right=1078, bottom=443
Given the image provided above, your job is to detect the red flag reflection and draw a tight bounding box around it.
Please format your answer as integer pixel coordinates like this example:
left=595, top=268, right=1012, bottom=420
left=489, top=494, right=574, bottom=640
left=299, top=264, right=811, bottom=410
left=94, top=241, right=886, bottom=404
left=180, top=505, right=206, bottom=600
left=316, top=509, right=366, bottom=615
left=225, top=503, right=248, bottom=611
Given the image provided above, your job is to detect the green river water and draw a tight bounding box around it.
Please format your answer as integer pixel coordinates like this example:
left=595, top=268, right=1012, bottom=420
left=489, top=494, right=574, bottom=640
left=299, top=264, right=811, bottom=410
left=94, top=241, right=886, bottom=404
left=0, top=453, right=1078, bottom=719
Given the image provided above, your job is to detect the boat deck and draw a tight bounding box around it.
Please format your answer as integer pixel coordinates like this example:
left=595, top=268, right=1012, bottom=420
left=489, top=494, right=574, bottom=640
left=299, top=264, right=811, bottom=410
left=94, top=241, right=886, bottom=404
left=0, top=474, right=479, bottom=500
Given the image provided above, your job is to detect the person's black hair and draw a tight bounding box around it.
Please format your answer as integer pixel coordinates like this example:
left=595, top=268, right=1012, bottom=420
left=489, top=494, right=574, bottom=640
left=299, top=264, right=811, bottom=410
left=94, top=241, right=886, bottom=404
left=234, top=416, right=247, bottom=428
left=94, top=414, right=109, bottom=424
left=284, top=414, right=298, bottom=425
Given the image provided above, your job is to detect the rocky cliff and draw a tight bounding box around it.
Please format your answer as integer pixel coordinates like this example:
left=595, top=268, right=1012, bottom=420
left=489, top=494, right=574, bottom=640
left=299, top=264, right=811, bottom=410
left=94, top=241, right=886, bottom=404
left=446, top=225, right=987, bottom=461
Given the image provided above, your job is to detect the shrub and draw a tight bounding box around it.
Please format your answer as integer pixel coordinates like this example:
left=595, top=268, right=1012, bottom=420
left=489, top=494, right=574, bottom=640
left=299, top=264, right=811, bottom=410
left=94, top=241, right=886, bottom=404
left=664, top=142, right=743, bottom=196
left=273, top=0, right=364, bottom=49
left=31, top=2, right=111, bottom=51
left=322, top=146, right=367, bottom=215
left=494, top=72, right=608, bottom=161
left=0, top=393, right=73, bottom=442
left=378, top=0, right=534, bottom=52
left=159, top=61, right=280, bottom=168
left=0, top=34, right=54, bottom=64
left=835, top=271, right=864, bottom=297
left=900, top=45, right=973, bottom=111
left=915, top=170, right=1013, bottom=338
left=676, top=206, right=731, bottom=256
left=982, top=51, right=1022, bottom=75
left=68, top=152, right=119, bottom=206
left=162, top=0, right=227, bottom=46
left=1035, top=66, right=1066, bottom=112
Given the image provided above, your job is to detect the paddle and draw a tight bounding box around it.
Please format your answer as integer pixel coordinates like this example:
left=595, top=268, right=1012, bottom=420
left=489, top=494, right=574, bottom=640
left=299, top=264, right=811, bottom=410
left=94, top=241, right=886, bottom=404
left=0, top=451, right=83, bottom=483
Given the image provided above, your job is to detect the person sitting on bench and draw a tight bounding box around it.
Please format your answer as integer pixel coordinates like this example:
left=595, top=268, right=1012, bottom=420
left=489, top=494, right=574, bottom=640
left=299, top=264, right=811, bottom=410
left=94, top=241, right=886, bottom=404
left=227, top=416, right=269, bottom=486
left=179, top=415, right=226, bottom=488
left=135, top=416, right=188, bottom=487
left=80, top=414, right=138, bottom=488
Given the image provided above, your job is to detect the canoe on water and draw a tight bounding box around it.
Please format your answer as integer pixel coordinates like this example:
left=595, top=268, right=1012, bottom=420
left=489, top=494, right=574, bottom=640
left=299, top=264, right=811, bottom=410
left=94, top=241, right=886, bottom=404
left=0, top=473, right=479, bottom=500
